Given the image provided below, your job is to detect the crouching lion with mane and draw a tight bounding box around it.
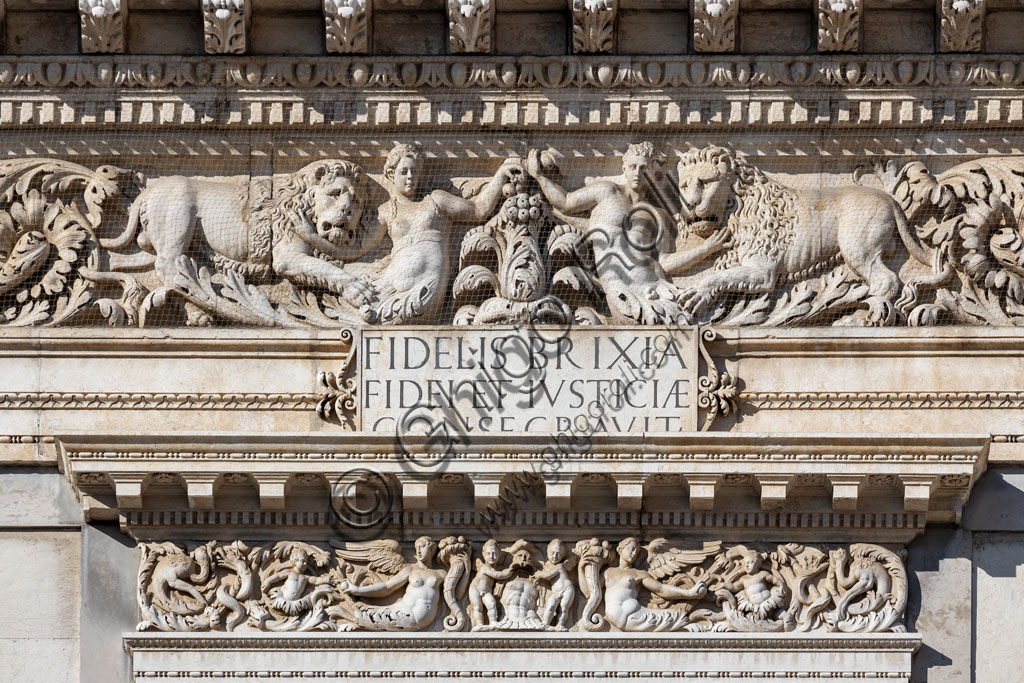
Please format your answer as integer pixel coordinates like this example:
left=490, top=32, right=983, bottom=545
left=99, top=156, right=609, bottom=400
left=674, top=145, right=935, bottom=325
left=101, top=159, right=376, bottom=310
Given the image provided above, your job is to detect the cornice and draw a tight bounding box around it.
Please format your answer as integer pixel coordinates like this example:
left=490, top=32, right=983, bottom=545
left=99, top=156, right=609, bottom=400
left=1, top=55, right=1021, bottom=90
left=123, top=631, right=919, bottom=680
left=122, top=631, right=923, bottom=653
left=56, top=430, right=991, bottom=460
left=0, top=55, right=1021, bottom=130
left=58, top=431, right=988, bottom=536
left=0, top=327, right=348, bottom=358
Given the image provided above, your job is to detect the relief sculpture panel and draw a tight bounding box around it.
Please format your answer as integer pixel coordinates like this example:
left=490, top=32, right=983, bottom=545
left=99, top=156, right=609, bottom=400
left=4, top=143, right=1024, bottom=329
left=136, top=537, right=908, bottom=634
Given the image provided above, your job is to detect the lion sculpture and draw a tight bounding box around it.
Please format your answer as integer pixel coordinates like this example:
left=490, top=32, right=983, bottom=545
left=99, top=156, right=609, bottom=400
left=673, top=145, right=935, bottom=325
left=101, top=159, right=376, bottom=311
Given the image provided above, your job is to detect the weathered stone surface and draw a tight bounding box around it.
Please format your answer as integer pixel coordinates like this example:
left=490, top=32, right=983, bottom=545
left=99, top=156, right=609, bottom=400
left=862, top=9, right=933, bottom=52
left=908, top=528, right=972, bottom=682
left=0, top=471, right=81, bottom=527
left=494, top=11, right=567, bottom=54
left=0, top=531, right=81, bottom=683
left=974, top=532, right=1024, bottom=681
left=0, top=3, right=1021, bottom=681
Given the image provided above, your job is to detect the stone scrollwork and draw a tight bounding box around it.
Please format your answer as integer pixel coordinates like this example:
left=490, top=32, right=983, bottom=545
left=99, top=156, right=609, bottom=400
left=0, top=159, right=143, bottom=326
left=316, top=328, right=357, bottom=427
left=203, top=0, right=248, bottom=54
left=816, top=0, right=859, bottom=52
left=7, top=143, right=1024, bottom=328
left=136, top=538, right=908, bottom=634
left=693, top=0, right=737, bottom=53
left=697, top=328, right=739, bottom=431
left=865, top=156, right=1024, bottom=326
left=939, top=0, right=984, bottom=53
left=571, top=0, right=617, bottom=54
left=448, top=0, right=493, bottom=54
left=79, top=0, right=125, bottom=54
left=324, top=0, right=370, bottom=54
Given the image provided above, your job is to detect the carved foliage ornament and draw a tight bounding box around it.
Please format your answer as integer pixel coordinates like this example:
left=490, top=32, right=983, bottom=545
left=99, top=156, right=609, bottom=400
left=137, top=538, right=908, bottom=634
left=6, top=145, right=1024, bottom=329
left=79, top=0, right=125, bottom=54
left=693, top=0, right=736, bottom=53
left=448, top=0, right=493, bottom=54
left=325, top=0, right=370, bottom=54
left=817, top=0, right=859, bottom=52
left=939, top=0, right=984, bottom=53
left=571, top=0, right=617, bottom=54
left=203, top=0, right=248, bottom=54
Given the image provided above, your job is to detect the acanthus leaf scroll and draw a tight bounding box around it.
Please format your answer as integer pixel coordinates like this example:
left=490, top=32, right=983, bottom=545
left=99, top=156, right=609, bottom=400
left=6, top=143, right=1024, bottom=328
left=136, top=537, right=909, bottom=634
left=324, top=0, right=370, bottom=54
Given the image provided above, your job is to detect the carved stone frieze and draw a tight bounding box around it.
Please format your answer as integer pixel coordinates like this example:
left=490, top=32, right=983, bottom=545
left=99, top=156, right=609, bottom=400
left=136, top=537, right=908, bottom=634
left=79, top=0, right=125, bottom=54
left=817, top=0, right=859, bottom=52
left=939, top=0, right=984, bottom=53
left=571, top=0, right=617, bottom=54
left=448, top=0, right=493, bottom=53
left=203, top=0, right=249, bottom=54
left=693, top=0, right=737, bottom=53
left=3, top=143, right=1019, bottom=329
left=324, top=0, right=370, bottom=54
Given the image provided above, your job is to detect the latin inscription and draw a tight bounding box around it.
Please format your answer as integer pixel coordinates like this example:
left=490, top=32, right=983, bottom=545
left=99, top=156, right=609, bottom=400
left=361, top=328, right=697, bottom=434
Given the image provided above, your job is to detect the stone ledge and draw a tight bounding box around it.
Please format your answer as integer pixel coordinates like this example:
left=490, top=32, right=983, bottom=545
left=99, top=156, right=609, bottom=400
left=122, top=632, right=920, bottom=681
left=58, top=431, right=988, bottom=537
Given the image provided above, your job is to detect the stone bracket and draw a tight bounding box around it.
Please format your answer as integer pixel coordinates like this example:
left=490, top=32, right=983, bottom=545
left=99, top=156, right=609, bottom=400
left=58, top=431, right=990, bottom=541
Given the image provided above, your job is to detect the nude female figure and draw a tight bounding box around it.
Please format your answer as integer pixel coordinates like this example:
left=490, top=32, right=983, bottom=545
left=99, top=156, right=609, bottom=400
left=603, top=537, right=709, bottom=632
left=359, top=144, right=522, bottom=323
left=334, top=536, right=446, bottom=631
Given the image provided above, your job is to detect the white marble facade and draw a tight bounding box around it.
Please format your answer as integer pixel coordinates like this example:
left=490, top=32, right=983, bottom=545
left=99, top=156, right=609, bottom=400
left=3, top=3, right=1024, bottom=682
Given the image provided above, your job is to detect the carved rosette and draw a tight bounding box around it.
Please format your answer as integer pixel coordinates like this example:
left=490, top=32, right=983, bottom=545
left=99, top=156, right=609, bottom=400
left=693, top=0, right=736, bottom=53
left=324, top=0, right=369, bottom=54
left=135, top=538, right=908, bottom=634
left=817, top=0, right=859, bottom=52
left=448, top=0, right=493, bottom=53
left=203, top=0, right=249, bottom=54
left=79, top=0, right=125, bottom=54
left=571, top=0, right=617, bottom=54
left=939, top=0, right=984, bottom=53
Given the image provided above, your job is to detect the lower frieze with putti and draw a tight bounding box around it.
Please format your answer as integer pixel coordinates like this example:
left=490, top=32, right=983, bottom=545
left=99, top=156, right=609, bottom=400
left=137, top=536, right=907, bottom=635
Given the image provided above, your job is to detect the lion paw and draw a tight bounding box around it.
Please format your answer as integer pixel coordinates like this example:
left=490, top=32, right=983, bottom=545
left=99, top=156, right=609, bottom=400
left=865, top=296, right=897, bottom=327
left=678, top=287, right=713, bottom=316
left=340, top=275, right=378, bottom=308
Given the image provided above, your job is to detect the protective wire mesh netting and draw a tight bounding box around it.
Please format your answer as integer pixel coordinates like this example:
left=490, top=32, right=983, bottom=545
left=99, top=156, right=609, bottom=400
left=1, top=84, right=1022, bottom=330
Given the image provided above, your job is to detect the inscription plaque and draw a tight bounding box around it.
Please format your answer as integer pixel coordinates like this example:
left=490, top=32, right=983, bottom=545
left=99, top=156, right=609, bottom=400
left=360, top=327, right=698, bottom=434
